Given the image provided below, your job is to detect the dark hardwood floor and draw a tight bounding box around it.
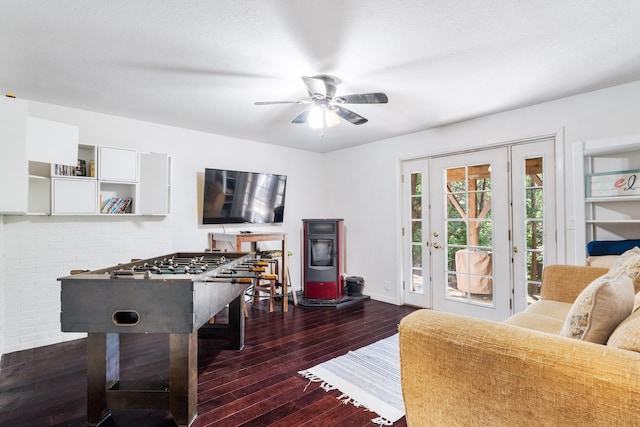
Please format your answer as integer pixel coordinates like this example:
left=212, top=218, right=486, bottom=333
left=0, top=298, right=416, bottom=427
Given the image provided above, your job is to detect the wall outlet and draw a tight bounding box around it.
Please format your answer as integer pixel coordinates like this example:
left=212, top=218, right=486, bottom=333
left=384, top=280, right=391, bottom=290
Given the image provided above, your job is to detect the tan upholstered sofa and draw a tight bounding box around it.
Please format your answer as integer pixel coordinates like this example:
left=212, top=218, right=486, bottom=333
left=399, top=264, right=640, bottom=426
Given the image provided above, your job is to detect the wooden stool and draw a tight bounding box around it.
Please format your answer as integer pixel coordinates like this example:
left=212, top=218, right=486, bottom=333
left=251, top=252, right=298, bottom=311
left=252, top=273, right=280, bottom=312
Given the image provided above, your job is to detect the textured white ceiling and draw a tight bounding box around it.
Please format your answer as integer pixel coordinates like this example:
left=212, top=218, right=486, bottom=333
left=2, top=0, right=640, bottom=152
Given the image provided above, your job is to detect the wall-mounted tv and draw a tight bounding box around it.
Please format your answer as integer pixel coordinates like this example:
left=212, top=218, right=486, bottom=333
left=202, top=168, right=287, bottom=224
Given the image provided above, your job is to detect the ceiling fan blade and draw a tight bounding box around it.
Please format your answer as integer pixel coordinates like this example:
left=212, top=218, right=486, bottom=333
left=291, top=108, right=311, bottom=124
left=334, top=106, right=368, bottom=125
left=336, top=93, right=388, bottom=104
left=254, top=100, right=307, bottom=105
left=301, top=76, right=325, bottom=97
left=301, top=75, right=338, bottom=98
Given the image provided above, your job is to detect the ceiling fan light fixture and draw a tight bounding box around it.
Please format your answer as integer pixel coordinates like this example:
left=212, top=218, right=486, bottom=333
left=325, top=108, right=340, bottom=127
left=308, top=106, right=324, bottom=129
left=308, top=105, right=341, bottom=129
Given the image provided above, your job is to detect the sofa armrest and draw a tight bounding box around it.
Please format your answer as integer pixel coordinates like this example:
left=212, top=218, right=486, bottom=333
left=540, top=264, right=608, bottom=303
left=399, top=309, right=640, bottom=426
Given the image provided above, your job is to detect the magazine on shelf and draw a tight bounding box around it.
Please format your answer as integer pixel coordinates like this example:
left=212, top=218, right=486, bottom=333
left=101, top=197, right=132, bottom=214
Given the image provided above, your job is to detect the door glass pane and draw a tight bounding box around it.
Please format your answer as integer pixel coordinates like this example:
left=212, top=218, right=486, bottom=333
left=410, top=172, right=424, bottom=294
left=445, top=164, right=494, bottom=306
left=525, top=158, right=544, bottom=303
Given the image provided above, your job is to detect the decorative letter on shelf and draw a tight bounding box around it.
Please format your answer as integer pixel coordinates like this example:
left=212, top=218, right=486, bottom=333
left=587, top=169, right=640, bottom=198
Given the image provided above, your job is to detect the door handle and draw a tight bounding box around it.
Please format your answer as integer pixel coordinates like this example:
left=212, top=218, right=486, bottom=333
left=433, top=242, right=442, bottom=249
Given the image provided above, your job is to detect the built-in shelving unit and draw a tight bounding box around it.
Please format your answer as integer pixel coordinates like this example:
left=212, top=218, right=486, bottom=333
left=96, top=146, right=137, bottom=215
left=573, top=134, right=640, bottom=262
left=28, top=161, right=52, bottom=215
left=51, top=145, right=171, bottom=216
left=0, top=97, right=171, bottom=217
left=50, top=144, right=98, bottom=215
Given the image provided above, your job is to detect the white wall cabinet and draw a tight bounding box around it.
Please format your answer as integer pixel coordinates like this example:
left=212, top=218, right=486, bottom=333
left=26, top=117, right=78, bottom=165
left=573, top=134, right=640, bottom=261
left=0, top=98, right=29, bottom=214
left=138, top=153, right=171, bottom=215
left=51, top=144, right=97, bottom=215
left=52, top=178, right=97, bottom=215
left=0, top=97, right=79, bottom=215
left=98, top=146, right=137, bottom=182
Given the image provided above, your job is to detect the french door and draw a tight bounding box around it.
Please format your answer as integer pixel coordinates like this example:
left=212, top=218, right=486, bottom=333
left=401, top=139, right=557, bottom=321
left=402, top=158, right=431, bottom=308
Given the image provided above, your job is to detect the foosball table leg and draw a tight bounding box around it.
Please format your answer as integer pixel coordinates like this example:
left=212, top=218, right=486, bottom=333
left=169, top=332, right=198, bottom=427
left=86, top=333, right=119, bottom=426
left=228, top=294, right=245, bottom=350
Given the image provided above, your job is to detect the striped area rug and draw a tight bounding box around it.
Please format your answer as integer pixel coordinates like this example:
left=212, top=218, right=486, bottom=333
left=299, top=334, right=404, bottom=425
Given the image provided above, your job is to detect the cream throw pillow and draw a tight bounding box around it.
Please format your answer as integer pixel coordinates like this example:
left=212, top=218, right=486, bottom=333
left=608, top=305, right=640, bottom=352
left=560, top=274, right=634, bottom=344
left=607, top=246, right=640, bottom=284
left=586, top=255, right=620, bottom=268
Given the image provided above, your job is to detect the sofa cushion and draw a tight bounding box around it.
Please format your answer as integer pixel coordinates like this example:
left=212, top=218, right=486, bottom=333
left=524, top=300, right=573, bottom=320
left=608, top=306, right=640, bottom=352
left=504, top=300, right=572, bottom=334
left=540, top=265, right=609, bottom=304
left=504, top=312, right=566, bottom=334
left=559, top=274, right=634, bottom=344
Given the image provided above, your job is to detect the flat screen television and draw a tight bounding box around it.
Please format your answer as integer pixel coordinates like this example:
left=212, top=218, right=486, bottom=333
left=202, top=168, right=287, bottom=224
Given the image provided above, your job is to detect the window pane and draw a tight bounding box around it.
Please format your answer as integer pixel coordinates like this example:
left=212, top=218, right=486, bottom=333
left=411, top=196, right=421, bottom=218
left=411, top=268, right=423, bottom=293
left=447, top=220, right=467, bottom=247
left=412, top=244, right=422, bottom=267
left=524, top=156, right=544, bottom=305
left=412, top=220, right=422, bottom=243
left=411, top=172, right=422, bottom=196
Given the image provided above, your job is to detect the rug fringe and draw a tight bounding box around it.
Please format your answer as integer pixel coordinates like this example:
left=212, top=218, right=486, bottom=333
left=338, top=393, right=363, bottom=408
left=300, top=369, right=396, bottom=426
left=299, top=369, right=337, bottom=393
left=371, top=415, right=394, bottom=426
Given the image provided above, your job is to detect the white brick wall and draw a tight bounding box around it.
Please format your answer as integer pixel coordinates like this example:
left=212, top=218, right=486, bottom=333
left=0, top=217, right=5, bottom=359
left=2, top=215, right=173, bottom=354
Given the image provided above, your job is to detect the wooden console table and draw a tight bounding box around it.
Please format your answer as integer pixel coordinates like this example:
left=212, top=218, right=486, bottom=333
left=209, top=232, right=292, bottom=311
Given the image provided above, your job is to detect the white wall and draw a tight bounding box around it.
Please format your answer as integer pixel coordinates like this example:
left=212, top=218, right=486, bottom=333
left=0, top=102, right=326, bottom=356
left=325, top=81, right=640, bottom=304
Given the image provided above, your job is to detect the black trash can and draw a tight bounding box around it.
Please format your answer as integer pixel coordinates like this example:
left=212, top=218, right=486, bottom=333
left=345, top=276, right=365, bottom=296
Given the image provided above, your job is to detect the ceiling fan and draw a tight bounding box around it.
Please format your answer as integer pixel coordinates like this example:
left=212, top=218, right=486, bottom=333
left=254, top=74, right=388, bottom=129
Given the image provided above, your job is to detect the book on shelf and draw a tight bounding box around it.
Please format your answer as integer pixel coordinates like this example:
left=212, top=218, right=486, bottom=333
left=77, top=159, right=86, bottom=176
left=101, top=197, right=133, bottom=214
left=53, top=159, right=87, bottom=177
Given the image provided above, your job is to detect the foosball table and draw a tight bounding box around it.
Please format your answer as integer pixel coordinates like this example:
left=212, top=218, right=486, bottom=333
left=59, top=251, right=263, bottom=427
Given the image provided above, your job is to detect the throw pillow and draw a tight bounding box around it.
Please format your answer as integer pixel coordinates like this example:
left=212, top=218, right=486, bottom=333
left=608, top=307, right=640, bottom=352
left=607, top=246, right=640, bottom=285
left=559, top=274, right=634, bottom=344
left=586, top=255, right=620, bottom=268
